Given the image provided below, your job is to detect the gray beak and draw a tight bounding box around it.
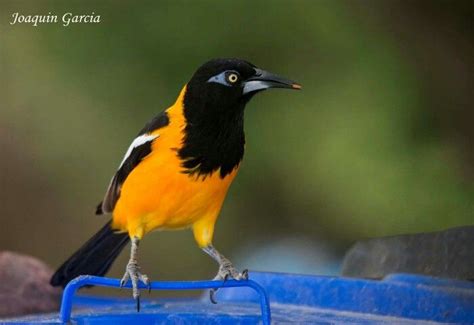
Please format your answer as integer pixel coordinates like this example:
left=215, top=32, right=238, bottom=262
left=243, top=68, right=302, bottom=95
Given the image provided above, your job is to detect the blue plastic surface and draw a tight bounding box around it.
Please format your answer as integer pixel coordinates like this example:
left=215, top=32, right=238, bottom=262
left=3, top=271, right=474, bottom=324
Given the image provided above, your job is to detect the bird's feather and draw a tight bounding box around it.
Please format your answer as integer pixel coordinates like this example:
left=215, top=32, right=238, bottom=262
left=96, top=111, right=170, bottom=214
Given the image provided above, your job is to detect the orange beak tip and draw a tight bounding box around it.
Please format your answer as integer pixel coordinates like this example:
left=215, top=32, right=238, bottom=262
left=292, top=83, right=302, bottom=90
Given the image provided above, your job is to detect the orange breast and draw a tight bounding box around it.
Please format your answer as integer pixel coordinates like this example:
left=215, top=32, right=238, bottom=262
left=111, top=87, right=239, bottom=239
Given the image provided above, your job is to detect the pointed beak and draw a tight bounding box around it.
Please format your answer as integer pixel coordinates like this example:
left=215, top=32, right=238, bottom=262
left=243, top=68, right=302, bottom=95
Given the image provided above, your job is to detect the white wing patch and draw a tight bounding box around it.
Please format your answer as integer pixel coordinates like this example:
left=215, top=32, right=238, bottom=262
left=118, top=133, right=159, bottom=169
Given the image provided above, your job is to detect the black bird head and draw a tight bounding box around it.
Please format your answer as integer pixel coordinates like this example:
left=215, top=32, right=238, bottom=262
left=180, top=58, right=300, bottom=178
left=184, top=58, right=301, bottom=114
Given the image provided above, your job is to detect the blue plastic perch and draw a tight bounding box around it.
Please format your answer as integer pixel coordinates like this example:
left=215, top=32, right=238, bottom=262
left=60, top=275, right=271, bottom=324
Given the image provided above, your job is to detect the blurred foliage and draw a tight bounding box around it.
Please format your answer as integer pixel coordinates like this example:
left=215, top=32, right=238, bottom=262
left=0, top=0, right=473, bottom=282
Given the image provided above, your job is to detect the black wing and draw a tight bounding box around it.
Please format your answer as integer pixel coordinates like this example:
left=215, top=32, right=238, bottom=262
left=96, top=111, right=170, bottom=215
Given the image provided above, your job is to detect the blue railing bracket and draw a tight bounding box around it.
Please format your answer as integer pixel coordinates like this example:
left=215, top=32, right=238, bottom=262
left=59, top=275, right=271, bottom=324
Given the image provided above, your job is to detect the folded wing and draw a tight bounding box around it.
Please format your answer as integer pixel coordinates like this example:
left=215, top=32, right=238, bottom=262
left=96, top=111, right=170, bottom=215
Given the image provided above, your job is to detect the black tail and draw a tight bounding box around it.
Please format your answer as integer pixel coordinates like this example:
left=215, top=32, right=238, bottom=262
left=50, top=221, right=130, bottom=288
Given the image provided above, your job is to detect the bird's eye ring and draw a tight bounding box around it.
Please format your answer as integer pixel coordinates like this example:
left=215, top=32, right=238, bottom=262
left=226, top=72, right=239, bottom=84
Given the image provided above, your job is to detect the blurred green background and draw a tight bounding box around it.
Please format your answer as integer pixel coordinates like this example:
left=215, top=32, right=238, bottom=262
left=1, top=0, right=473, bottom=286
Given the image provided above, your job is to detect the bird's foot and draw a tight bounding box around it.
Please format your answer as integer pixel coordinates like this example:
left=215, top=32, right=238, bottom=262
left=120, top=259, right=150, bottom=312
left=210, top=260, right=248, bottom=304
left=215, top=261, right=248, bottom=281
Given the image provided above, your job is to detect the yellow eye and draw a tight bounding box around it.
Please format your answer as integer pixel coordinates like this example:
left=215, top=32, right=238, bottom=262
left=227, top=72, right=239, bottom=84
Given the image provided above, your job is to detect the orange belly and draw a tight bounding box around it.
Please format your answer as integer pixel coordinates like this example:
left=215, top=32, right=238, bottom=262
left=112, top=151, right=238, bottom=237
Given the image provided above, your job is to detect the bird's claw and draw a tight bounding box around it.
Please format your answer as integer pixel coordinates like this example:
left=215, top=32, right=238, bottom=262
left=120, top=260, right=149, bottom=312
left=210, top=288, right=218, bottom=304
left=209, top=263, right=248, bottom=304
left=241, top=269, right=249, bottom=280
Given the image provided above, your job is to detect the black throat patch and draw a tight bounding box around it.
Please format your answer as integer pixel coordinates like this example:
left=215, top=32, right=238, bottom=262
left=178, top=85, right=246, bottom=179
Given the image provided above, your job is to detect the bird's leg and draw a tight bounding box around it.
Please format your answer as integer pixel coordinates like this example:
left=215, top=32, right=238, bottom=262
left=202, top=244, right=248, bottom=304
left=120, top=236, right=149, bottom=312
